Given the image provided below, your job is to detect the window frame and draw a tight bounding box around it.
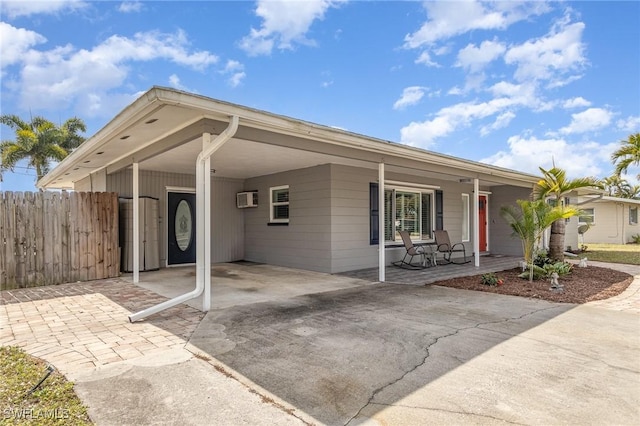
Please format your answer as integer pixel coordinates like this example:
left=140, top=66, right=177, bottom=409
left=269, top=185, right=290, bottom=224
left=461, top=193, right=470, bottom=242
left=578, top=208, right=595, bottom=225
left=384, top=186, right=435, bottom=244
left=630, top=206, right=638, bottom=225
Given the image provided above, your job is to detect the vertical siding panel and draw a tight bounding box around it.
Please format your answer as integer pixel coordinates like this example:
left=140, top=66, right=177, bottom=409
left=0, top=193, right=5, bottom=289
left=61, top=191, right=70, bottom=284
left=107, top=169, right=243, bottom=266
left=15, top=193, right=26, bottom=287
left=5, top=193, right=17, bottom=288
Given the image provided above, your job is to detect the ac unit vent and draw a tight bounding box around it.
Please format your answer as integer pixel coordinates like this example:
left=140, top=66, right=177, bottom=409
left=237, top=191, right=258, bottom=208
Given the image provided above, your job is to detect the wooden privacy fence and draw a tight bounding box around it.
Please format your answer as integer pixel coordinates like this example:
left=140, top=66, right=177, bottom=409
left=0, top=191, right=120, bottom=290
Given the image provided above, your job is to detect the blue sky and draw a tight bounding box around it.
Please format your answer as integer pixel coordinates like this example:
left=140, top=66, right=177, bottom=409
left=1, top=0, right=639, bottom=191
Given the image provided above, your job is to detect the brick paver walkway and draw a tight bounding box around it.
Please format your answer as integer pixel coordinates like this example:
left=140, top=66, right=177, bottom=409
left=0, top=279, right=204, bottom=375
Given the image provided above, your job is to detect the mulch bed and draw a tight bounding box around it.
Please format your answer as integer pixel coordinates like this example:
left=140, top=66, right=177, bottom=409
left=432, top=266, right=634, bottom=304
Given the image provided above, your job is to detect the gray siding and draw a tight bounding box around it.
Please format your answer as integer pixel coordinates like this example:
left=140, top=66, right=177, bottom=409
left=488, top=185, right=532, bottom=256
left=328, top=165, right=477, bottom=273
left=107, top=169, right=244, bottom=265
left=329, top=165, right=376, bottom=272
left=243, top=164, right=332, bottom=272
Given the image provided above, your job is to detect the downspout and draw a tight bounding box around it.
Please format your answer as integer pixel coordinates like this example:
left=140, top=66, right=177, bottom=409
left=129, top=115, right=239, bottom=322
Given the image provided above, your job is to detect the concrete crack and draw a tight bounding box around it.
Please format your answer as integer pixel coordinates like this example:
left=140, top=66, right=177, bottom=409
left=344, top=327, right=461, bottom=425
left=344, top=305, right=562, bottom=426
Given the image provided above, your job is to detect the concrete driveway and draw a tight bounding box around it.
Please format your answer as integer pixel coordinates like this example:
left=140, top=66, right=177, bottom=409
left=7, top=263, right=637, bottom=425
left=188, top=277, right=640, bottom=425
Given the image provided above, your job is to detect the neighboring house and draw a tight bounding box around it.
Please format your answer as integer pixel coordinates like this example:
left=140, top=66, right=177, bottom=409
left=576, top=195, right=640, bottom=244
left=38, top=87, right=539, bottom=293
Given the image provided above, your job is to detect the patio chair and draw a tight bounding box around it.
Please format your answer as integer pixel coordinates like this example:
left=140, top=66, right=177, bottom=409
left=393, top=230, right=428, bottom=270
left=434, top=230, right=469, bottom=265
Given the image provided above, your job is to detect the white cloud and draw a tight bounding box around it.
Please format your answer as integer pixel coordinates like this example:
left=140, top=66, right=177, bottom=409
left=455, top=39, right=506, bottom=72
left=404, top=1, right=550, bottom=49
left=617, top=116, right=640, bottom=132
left=504, top=15, right=587, bottom=84
left=563, top=97, right=591, bottom=109
left=118, top=1, right=143, bottom=13
left=481, top=134, right=617, bottom=178
left=559, top=108, right=612, bottom=134
left=0, top=23, right=47, bottom=69
left=480, top=111, right=515, bottom=136
left=6, top=28, right=218, bottom=115
left=415, top=51, right=440, bottom=67
left=168, top=74, right=190, bottom=92
left=239, top=0, right=345, bottom=56
left=1, top=0, right=88, bottom=18
left=220, top=60, right=246, bottom=88
left=400, top=96, right=524, bottom=148
left=393, top=86, right=426, bottom=110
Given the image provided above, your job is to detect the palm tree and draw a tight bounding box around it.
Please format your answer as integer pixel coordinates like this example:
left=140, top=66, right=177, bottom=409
left=612, top=133, right=640, bottom=179
left=534, top=167, right=602, bottom=262
left=0, top=114, right=86, bottom=182
left=500, top=199, right=578, bottom=282
left=603, top=175, right=640, bottom=199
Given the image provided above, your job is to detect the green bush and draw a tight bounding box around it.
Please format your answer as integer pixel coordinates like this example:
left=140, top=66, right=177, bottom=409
left=632, top=234, right=640, bottom=244
left=533, top=250, right=553, bottom=267
left=481, top=273, right=504, bottom=286
left=518, top=262, right=573, bottom=281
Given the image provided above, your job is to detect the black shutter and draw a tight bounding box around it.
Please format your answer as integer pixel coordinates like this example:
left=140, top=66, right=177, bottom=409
left=435, top=190, right=444, bottom=230
left=370, top=182, right=379, bottom=245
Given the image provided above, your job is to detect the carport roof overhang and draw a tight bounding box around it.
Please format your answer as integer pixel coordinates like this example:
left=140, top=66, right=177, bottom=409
left=38, top=86, right=539, bottom=190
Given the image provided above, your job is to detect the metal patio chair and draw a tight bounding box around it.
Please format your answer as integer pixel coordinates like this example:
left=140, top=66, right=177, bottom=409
left=434, top=230, right=469, bottom=265
left=393, top=230, right=428, bottom=270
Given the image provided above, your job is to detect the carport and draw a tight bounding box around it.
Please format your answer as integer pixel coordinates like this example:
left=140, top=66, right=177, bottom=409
left=38, top=87, right=539, bottom=321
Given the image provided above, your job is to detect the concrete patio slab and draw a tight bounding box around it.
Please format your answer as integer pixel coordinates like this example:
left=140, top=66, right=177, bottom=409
left=128, top=262, right=373, bottom=310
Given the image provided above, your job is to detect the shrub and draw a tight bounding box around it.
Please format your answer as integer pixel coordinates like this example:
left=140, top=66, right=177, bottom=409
left=518, top=262, right=573, bottom=280
left=533, top=250, right=553, bottom=268
left=481, top=273, right=504, bottom=286
left=632, top=234, right=640, bottom=244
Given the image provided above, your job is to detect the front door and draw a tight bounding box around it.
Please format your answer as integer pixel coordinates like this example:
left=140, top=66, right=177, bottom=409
left=478, top=195, right=488, bottom=252
left=167, top=192, right=196, bottom=265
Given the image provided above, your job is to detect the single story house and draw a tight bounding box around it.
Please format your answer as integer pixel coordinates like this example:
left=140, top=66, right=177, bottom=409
left=575, top=195, right=640, bottom=244
left=38, top=87, right=539, bottom=318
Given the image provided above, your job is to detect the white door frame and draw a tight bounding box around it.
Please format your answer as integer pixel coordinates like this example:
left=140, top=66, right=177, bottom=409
left=165, top=186, right=196, bottom=267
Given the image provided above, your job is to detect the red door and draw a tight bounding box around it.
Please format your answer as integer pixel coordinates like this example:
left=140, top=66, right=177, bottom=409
left=478, top=195, right=487, bottom=252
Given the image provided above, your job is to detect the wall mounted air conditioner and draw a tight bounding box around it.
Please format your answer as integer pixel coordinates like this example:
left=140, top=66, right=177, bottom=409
left=237, top=191, right=258, bottom=208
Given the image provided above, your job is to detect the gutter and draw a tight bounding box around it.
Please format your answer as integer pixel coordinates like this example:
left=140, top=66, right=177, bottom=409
left=128, top=115, right=239, bottom=322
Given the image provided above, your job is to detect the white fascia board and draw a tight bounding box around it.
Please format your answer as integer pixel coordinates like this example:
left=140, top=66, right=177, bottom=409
left=38, top=90, right=163, bottom=189
left=41, top=86, right=540, bottom=189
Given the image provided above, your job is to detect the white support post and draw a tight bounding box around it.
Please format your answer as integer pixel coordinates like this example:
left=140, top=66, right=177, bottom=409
left=203, top=136, right=212, bottom=312
left=378, top=162, right=385, bottom=282
left=473, top=178, right=480, bottom=267
left=133, top=162, right=140, bottom=283
left=128, top=116, right=238, bottom=322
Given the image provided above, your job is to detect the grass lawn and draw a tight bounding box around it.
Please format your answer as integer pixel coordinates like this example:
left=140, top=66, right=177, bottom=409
left=581, top=243, right=640, bottom=265
left=0, top=346, right=91, bottom=425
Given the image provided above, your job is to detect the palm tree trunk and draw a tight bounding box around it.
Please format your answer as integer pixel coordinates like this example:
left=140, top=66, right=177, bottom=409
left=548, top=219, right=565, bottom=262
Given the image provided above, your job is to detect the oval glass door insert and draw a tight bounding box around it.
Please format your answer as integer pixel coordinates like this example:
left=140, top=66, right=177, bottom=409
left=175, top=200, right=192, bottom=251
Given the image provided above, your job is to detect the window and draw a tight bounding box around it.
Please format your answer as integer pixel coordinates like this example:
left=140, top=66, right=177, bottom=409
left=270, top=185, right=289, bottom=223
left=579, top=208, right=595, bottom=225
left=384, top=188, right=434, bottom=242
left=630, top=207, right=638, bottom=225
left=461, top=194, right=470, bottom=242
